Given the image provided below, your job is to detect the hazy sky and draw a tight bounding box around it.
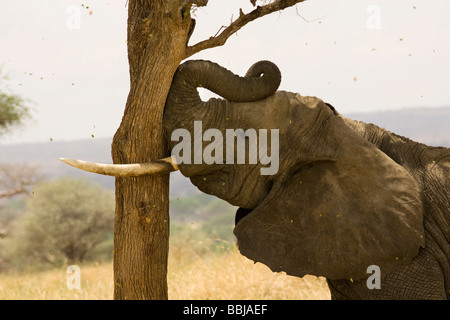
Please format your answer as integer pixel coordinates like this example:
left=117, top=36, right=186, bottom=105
left=0, top=0, right=449, bottom=145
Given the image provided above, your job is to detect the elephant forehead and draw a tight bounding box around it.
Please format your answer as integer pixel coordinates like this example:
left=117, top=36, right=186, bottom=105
left=276, top=92, right=332, bottom=131
left=293, top=93, right=323, bottom=110
left=234, top=91, right=326, bottom=119
left=270, top=91, right=327, bottom=115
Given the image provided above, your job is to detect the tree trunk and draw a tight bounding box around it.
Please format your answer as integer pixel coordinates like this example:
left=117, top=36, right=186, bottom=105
left=111, top=0, right=304, bottom=300
left=111, top=1, right=191, bottom=300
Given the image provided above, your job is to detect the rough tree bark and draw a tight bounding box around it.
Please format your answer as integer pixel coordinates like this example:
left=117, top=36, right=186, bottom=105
left=111, top=0, right=192, bottom=300
left=112, top=0, right=304, bottom=300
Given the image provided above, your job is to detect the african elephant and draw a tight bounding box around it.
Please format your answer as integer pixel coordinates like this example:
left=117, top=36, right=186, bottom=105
left=62, top=60, right=450, bottom=300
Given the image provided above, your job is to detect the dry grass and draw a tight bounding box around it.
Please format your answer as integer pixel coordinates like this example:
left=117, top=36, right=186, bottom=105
left=0, top=246, right=330, bottom=300
left=0, top=263, right=114, bottom=300
left=168, top=247, right=330, bottom=300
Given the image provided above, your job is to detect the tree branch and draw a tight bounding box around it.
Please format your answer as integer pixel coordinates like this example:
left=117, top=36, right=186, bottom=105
left=184, top=0, right=306, bottom=59
left=190, top=0, right=209, bottom=6
left=179, top=0, right=208, bottom=14
left=0, top=164, right=41, bottom=199
left=0, top=187, right=27, bottom=199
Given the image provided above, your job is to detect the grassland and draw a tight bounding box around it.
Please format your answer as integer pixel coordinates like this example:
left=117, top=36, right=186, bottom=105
left=0, top=245, right=330, bottom=300
left=0, top=193, right=330, bottom=300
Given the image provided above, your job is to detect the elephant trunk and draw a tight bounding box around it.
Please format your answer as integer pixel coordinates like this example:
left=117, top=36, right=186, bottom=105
left=165, top=60, right=281, bottom=111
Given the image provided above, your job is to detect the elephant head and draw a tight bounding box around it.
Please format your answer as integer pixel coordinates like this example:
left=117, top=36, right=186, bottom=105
left=61, top=60, right=425, bottom=281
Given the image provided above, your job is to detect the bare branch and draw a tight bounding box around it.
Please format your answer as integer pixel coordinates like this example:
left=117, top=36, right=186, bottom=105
left=185, top=0, right=306, bottom=59
left=295, top=4, right=326, bottom=23
left=0, top=187, right=27, bottom=199
left=0, top=164, right=42, bottom=199
left=213, top=25, right=227, bottom=38
left=182, top=0, right=209, bottom=8
left=192, top=0, right=208, bottom=6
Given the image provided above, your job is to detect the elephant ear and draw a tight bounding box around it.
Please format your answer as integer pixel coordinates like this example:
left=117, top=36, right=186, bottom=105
left=233, top=119, right=425, bottom=280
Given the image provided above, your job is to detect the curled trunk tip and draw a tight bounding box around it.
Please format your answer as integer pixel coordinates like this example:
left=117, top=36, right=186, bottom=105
left=166, top=59, right=282, bottom=107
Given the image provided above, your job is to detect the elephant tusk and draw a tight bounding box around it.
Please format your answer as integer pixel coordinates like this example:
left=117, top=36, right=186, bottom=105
left=60, top=156, right=179, bottom=177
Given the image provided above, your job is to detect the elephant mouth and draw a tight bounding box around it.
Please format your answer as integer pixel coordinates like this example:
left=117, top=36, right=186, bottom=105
left=235, top=207, right=253, bottom=225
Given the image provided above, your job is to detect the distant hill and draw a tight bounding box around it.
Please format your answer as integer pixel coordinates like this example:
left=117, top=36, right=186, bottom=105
left=0, top=106, right=448, bottom=197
